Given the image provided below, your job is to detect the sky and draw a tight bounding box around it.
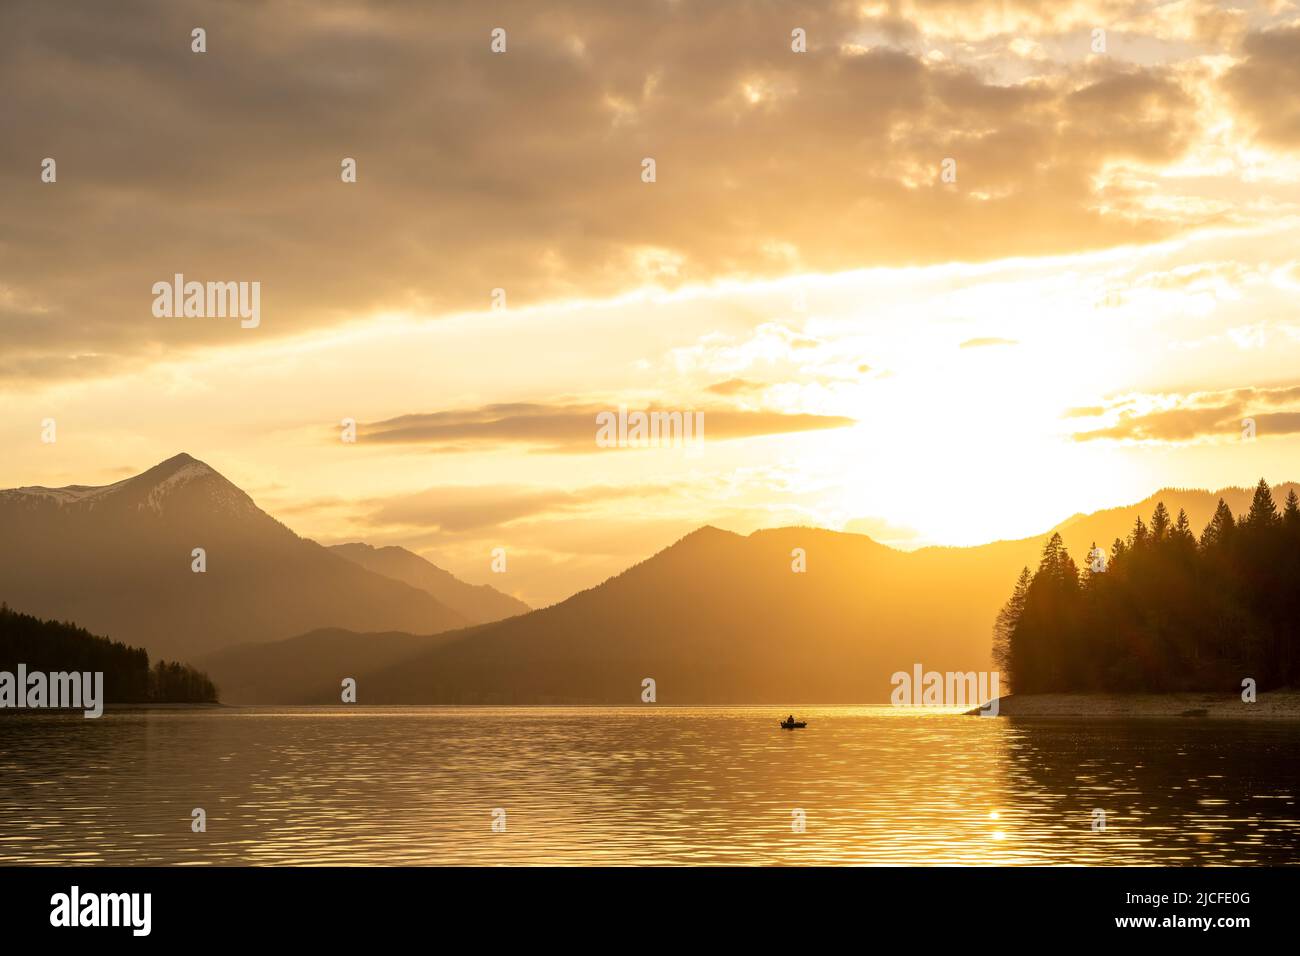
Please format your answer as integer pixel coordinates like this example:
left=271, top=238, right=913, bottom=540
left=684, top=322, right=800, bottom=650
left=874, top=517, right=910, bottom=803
left=3, top=0, right=1300, bottom=607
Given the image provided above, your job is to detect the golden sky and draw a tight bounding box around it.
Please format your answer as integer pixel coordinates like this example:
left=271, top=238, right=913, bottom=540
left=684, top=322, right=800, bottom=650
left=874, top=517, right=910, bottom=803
left=4, top=0, right=1300, bottom=605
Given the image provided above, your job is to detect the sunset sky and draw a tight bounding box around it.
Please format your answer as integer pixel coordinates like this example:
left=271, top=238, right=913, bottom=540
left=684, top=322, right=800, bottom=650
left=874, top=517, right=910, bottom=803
left=4, top=0, right=1300, bottom=606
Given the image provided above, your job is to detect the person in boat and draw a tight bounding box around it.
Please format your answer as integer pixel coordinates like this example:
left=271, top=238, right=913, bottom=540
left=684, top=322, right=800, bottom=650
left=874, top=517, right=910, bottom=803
left=786, top=714, right=795, bottom=724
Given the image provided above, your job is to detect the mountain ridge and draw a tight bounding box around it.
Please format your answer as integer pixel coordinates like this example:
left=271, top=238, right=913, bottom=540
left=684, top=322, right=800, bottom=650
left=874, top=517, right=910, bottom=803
left=0, top=454, right=469, bottom=659
left=329, top=542, right=528, bottom=624
left=8, top=455, right=1295, bottom=704
left=203, top=480, right=1300, bottom=704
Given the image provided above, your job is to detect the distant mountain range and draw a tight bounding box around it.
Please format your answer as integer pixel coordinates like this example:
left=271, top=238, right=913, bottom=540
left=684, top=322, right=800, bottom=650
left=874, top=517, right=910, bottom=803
left=0, top=454, right=524, bottom=661
left=3, top=454, right=1292, bottom=704
left=202, top=482, right=1300, bottom=704
left=302, top=525, right=989, bottom=704
left=329, top=542, right=528, bottom=624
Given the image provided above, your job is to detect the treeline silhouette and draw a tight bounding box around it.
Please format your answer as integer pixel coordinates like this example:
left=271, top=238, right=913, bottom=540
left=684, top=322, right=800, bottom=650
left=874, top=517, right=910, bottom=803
left=994, top=480, right=1300, bottom=693
left=0, top=604, right=218, bottom=703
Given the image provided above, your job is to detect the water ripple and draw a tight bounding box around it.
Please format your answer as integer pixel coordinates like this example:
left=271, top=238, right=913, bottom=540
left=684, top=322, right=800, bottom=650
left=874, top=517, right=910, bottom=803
left=0, top=706, right=1296, bottom=865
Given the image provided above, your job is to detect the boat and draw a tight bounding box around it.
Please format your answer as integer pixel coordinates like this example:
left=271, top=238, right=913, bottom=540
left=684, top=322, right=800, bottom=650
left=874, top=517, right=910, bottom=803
left=779, top=719, right=807, bottom=729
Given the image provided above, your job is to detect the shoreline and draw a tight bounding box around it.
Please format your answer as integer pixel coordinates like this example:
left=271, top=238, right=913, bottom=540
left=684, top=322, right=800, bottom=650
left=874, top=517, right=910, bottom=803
left=968, top=691, right=1300, bottom=720
left=109, top=701, right=228, bottom=710
left=0, top=701, right=227, bottom=717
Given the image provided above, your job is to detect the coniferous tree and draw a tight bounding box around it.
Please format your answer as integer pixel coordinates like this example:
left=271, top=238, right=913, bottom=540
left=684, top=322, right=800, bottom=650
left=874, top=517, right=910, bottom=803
left=992, top=567, right=1031, bottom=675
left=1200, top=498, right=1235, bottom=549
left=1279, top=489, right=1300, bottom=683
left=1129, top=515, right=1149, bottom=551
left=1000, top=482, right=1299, bottom=693
left=1284, top=489, right=1300, bottom=529
left=1084, top=540, right=1106, bottom=576
left=1150, top=501, right=1171, bottom=541
left=1172, top=508, right=1195, bottom=548
left=1243, top=478, right=1280, bottom=529
left=0, top=605, right=218, bottom=703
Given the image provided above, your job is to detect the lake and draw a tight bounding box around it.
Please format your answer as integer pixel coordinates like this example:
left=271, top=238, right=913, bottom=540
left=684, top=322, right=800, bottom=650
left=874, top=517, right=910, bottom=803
left=1, top=706, right=1296, bottom=865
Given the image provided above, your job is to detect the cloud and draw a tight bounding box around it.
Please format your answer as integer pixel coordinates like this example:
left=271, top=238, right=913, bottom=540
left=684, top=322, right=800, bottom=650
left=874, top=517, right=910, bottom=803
left=0, top=0, right=1220, bottom=386
left=705, top=378, right=768, bottom=395
left=301, top=472, right=847, bottom=606
left=1224, top=24, right=1300, bottom=149
left=1071, top=384, right=1300, bottom=442
left=959, top=336, right=1018, bottom=348
left=354, top=402, right=855, bottom=452
left=360, top=483, right=668, bottom=533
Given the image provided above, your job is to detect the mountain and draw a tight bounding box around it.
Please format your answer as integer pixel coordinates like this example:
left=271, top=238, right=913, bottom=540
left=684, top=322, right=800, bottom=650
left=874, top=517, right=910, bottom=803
left=198, top=627, right=468, bottom=704
left=0, top=454, right=468, bottom=659
left=353, top=525, right=972, bottom=703
left=204, top=482, right=1300, bottom=704
left=206, top=525, right=998, bottom=704
left=920, top=482, right=1300, bottom=581
left=1045, top=484, right=1300, bottom=560
left=329, top=543, right=528, bottom=624
left=9, top=458, right=1291, bottom=704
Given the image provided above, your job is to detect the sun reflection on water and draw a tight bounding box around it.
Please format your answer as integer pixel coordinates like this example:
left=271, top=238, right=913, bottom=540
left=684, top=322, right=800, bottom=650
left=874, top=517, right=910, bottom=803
left=0, top=706, right=1296, bottom=865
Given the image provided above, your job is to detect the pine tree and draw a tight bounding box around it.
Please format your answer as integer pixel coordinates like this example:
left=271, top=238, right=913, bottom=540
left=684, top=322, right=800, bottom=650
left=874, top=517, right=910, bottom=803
left=1200, top=498, right=1235, bottom=549
left=993, top=567, right=1031, bottom=676
left=1085, top=540, right=1106, bottom=576
left=1284, top=489, right=1300, bottom=530
left=1150, top=502, right=1171, bottom=541
left=1038, top=532, right=1065, bottom=570
left=1243, top=478, right=1281, bottom=529
left=995, top=484, right=1300, bottom=693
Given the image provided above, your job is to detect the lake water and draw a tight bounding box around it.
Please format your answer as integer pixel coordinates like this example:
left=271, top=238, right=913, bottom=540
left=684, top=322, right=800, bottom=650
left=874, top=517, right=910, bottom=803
left=1, top=706, right=1297, bottom=865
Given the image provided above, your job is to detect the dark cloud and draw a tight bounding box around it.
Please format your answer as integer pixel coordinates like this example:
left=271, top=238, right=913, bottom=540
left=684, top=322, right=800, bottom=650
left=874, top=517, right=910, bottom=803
left=1075, top=406, right=1240, bottom=442
left=361, top=483, right=670, bottom=533
left=1072, top=385, right=1300, bottom=442
left=1, top=0, right=1208, bottom=385
left=1224, top=24, right=1300, bottom=149
left=355, top=402, right=854, bottom=452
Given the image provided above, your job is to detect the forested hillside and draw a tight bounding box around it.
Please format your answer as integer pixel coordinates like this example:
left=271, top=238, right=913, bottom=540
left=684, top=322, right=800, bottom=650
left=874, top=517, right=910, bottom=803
left=994, top=480, right=1300, bottom=693
left=0, top=604, right=218, bottom=704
